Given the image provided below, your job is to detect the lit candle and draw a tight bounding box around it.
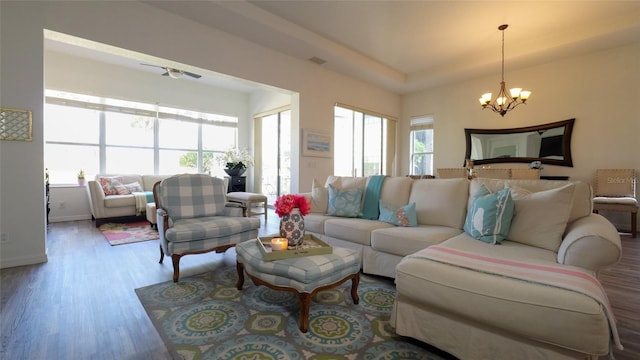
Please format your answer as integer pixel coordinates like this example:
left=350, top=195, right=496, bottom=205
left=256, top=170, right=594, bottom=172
left=270, top=238, right=288, bottom=251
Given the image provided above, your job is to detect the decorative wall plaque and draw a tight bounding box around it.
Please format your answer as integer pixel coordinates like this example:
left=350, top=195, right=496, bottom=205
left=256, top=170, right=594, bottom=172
left=0, top=107, right=33, bottom=141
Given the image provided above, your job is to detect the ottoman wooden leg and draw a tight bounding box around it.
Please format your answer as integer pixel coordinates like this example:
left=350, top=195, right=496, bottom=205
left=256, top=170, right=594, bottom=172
left=299, top=292, right=312, bottom=333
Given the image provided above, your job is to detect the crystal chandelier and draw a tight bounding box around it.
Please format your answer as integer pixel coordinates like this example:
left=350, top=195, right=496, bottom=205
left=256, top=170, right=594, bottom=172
left=479, top=24, right=531, bottom=117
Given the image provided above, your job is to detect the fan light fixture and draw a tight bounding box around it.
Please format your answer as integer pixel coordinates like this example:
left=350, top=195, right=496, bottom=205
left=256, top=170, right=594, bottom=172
left=166, top=68, right=184, bottom=79
left=479, top=24, right=531, bottom=117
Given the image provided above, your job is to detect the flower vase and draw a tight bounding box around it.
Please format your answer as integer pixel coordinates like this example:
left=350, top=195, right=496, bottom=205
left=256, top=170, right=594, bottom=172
left=224, top=168, right=246, bottom=177
left=279, top=208, right=305, bottom=248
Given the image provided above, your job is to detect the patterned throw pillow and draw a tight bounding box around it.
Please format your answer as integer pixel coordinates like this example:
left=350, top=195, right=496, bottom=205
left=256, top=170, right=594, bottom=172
left=113, top=181, right=130, bottom=195
left=379, top=201, right=417, bottom=227
left=326, top=184, right=363, bottom=218
left=124, top=182, right=144, bottom=193
left=98, top=176, right=123, bottom=196
left=464, top=184, right=514, bottom=245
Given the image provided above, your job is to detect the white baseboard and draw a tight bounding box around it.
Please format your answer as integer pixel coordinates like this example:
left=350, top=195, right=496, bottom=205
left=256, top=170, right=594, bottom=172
left=0, top=253, right=48, bottom=269
left=49, top=215, right=92, bottom=222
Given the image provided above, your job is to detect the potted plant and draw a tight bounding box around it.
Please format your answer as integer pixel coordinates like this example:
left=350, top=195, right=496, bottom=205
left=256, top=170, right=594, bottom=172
left=216, top=148, right=254, bottom=176
left=77, top=169, right=86, bottom=186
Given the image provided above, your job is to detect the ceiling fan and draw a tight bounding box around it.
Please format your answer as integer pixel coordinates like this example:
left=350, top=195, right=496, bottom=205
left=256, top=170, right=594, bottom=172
left=141, top=63, right=202, bottom=79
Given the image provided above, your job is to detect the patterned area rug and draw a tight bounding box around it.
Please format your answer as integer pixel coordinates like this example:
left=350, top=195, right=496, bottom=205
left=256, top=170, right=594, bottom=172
left=99, top=221, right=158, bottom=246
left=135, top=265, right=453, bottom=360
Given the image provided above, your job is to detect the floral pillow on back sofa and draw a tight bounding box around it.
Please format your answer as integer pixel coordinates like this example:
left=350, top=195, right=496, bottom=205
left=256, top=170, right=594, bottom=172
left=98, top=176, right=123, bottom=196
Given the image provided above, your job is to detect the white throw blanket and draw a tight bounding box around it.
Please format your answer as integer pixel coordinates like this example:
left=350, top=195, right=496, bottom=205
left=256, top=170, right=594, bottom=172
left=132, top=192, right=149, bottom=215
left=408, top=245, right=623, bottom=353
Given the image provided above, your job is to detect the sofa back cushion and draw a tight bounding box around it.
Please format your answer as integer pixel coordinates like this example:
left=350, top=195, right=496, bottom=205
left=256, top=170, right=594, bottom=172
left=380, top=176, right=412, bottom=207
left=158, top=174, right=227, bottom=221
left=142, top=175, right=171, bottom=191
left=409, top=178, right=470, bottom=228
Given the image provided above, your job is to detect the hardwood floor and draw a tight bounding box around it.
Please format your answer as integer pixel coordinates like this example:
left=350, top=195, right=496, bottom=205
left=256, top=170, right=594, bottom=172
left=1, top=212, right=638, bottom=360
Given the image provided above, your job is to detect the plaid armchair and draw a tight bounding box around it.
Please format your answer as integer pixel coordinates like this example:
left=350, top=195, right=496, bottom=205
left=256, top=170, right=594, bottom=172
left=154, top=174, right=261, bottom=282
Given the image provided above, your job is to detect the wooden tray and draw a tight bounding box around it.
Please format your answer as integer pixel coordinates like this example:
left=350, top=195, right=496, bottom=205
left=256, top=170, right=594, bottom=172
left=256, top=234, right=333, bottom=261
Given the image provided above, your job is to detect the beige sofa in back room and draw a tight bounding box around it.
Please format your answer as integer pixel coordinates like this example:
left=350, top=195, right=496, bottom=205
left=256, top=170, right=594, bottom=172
left=87, top=174, right=170, bottom=227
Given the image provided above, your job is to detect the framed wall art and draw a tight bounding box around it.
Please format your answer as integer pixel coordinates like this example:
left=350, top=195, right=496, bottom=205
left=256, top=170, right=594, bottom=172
left=302, top=128, right=332, bottom=158
left=1, top=107, right=33, bottom=141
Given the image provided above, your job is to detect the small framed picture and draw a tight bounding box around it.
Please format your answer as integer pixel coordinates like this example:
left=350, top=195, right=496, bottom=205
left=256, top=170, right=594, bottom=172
left=302, top=128, right=332, bottom=158
left=0, top=107, right=33, bottom=141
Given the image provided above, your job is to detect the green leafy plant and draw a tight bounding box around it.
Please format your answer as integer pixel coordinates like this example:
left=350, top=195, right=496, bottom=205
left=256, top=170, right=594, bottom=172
left=179, top=152, right=215, bottom=174
left=77, top=169, right=85, bottom=179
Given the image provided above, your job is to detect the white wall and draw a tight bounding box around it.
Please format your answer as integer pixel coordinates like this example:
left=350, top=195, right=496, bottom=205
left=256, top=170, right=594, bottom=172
left=402, top=42, right=640, bottom=230
left=48, top=186, right=92, bottom=222
left=0, top=1, right=400, bottom=268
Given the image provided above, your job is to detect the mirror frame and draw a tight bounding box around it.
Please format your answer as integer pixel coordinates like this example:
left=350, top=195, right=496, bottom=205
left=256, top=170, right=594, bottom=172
left=464, top=118, right=575, bottom=167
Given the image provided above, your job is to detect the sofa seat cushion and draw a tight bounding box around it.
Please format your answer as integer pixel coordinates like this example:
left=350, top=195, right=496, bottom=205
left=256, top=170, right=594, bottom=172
left=166, top=216, right=260, bottom=243
left=395, top=234, right=612, bottom=354
left=371, top=226, right=462, bottom=257
left=324, top=218, right=393, bottom=246
left=103, top=194, right=135, bottom=208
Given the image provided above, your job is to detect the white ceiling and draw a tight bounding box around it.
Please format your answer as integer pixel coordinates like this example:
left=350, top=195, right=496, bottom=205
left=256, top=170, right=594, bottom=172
left=49, top=1, right=640, bottom=95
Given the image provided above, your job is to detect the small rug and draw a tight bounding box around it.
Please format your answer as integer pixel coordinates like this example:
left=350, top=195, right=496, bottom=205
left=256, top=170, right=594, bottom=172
left=135, top=265, right=453, bottom=360
left=99, top=221, right=158, bottom=246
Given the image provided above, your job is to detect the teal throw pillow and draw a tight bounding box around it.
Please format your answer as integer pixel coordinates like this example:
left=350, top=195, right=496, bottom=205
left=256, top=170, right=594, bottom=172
left=327, top=184, right=363, bottom=218
left=379, top=201, right=418, bottom=227
left=463, top=184, right=514, bottom=244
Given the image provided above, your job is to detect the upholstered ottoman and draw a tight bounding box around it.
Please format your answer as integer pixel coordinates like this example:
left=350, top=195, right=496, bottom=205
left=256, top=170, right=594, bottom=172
left=235, top=240, right=361, bottom=332
left=226, top=192, right=268, bottom=221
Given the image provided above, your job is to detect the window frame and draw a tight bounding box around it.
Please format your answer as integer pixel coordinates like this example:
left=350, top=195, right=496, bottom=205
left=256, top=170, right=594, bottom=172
left=333, top=103, right=396, bottom=177
left=409, top=116, right=434, bottom=176
left=44, top=90, right=239, bottom=184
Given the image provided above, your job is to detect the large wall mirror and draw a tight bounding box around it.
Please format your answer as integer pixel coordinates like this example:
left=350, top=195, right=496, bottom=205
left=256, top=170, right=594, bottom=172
left=464, top=118, right=575, bottom=167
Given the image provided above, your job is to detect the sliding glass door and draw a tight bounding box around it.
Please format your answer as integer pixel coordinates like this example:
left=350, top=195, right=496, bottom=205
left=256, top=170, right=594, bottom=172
left=258, top=109, right=291, bottom=204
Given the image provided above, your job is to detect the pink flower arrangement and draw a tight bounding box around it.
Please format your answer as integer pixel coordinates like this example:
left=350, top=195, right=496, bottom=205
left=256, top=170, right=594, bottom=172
left=274, top=194, right=311, bottom=218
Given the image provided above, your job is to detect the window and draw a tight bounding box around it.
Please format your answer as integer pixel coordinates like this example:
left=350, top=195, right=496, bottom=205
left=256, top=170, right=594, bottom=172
left=334, top=104, right=396, bottom=177
left=44, top=90, right=239, bottom=184
left=410, top=116, right=434, bottom=175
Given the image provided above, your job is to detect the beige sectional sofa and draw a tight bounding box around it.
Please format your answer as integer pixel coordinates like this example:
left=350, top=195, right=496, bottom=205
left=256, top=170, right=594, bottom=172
left=302, top=175, right=622, bottom=360
left=87, top=174, right=170, bottom=227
